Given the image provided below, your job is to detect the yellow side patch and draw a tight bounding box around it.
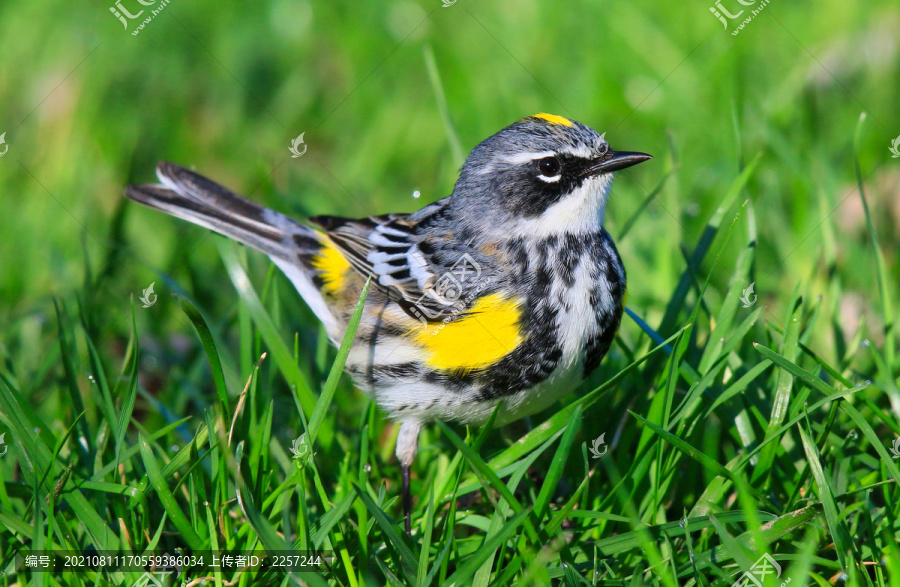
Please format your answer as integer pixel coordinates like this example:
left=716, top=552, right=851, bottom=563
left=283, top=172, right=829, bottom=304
left=532, top=113, right=573, bottom=127
left=311, top=239, right=351, bottom=295
left=414, top=293, right=525, bottom=372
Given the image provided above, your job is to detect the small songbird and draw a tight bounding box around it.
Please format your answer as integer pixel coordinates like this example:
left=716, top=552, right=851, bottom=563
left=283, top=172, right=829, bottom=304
left=125, top=113, right=651, bottom=533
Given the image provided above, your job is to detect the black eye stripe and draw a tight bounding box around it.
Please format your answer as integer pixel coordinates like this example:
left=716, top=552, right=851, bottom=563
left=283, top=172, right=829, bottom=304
left=532, top=153, right=596, bottom=178
left=511, top=153, right=601, bottom=217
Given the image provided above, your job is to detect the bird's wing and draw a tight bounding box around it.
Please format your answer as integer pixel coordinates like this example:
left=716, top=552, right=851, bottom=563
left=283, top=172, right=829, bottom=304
left=310, top=198, right=484, bottom=323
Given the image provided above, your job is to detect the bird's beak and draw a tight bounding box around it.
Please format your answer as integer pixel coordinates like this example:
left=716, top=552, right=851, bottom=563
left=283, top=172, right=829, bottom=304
left=585, top=150, right=653, bottom=176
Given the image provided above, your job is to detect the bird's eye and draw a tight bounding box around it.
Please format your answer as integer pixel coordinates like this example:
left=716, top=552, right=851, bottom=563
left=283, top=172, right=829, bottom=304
left=537, top=157, right=561, bottom=177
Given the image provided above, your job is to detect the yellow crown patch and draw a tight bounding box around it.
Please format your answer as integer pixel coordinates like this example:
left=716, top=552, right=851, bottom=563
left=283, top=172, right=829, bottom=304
left=531, top=113, right=573, bottom=127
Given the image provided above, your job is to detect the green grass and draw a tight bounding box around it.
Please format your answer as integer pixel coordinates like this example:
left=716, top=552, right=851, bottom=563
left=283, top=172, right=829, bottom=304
left=2, top=0, right=900, bottom=584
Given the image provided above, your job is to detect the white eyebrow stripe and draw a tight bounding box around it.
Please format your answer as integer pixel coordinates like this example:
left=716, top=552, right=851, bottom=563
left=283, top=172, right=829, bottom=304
left=559, top=146, right=593, bottom=158
left=501, top=151, right=555, bottom=165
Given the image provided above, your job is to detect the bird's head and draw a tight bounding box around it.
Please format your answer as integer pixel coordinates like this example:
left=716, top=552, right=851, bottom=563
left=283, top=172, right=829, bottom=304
left=450, top=114, right=651, bottom=239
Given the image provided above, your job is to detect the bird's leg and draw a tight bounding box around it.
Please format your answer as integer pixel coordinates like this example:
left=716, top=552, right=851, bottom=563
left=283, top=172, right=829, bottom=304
left=395, top=419, right=421, bottom=535
left=402, top=464, right=412, bottom=535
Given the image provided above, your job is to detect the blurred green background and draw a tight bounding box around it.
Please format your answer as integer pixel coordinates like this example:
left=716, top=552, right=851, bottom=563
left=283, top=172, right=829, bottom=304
left=1, top=0, right=900, bottom=581
left=2, top=0, right=898, bottom=340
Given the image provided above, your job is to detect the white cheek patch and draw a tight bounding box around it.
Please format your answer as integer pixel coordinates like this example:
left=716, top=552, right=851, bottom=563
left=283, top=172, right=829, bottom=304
left=506, top=174, right=613, bottom=238
left=537, top=174, right=562, bottom=183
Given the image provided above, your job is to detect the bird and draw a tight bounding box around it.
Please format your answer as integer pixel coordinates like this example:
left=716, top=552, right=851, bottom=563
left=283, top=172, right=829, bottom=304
left=124, top=113, right=651, bottom=533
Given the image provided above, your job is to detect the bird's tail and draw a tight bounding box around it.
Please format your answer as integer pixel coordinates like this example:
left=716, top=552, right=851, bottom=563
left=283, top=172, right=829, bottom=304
left=125, top=162, right=321, bottom=258
left=125, top=162, right=340, bottom=332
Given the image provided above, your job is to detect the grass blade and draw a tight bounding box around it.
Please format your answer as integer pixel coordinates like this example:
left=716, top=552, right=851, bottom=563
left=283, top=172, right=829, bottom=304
left=307, top=277, right=370, bottom=445
left=355, top=484, right=419, bottom=583
left=218, top=240, right=317, bottom=416
left=178, top=294, right=230, bottom=412
left=797, top=421, right=850, bottom=570
left=440, top=509, right=531, bottom=587
left=137, top=433, right=204, bottom=550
